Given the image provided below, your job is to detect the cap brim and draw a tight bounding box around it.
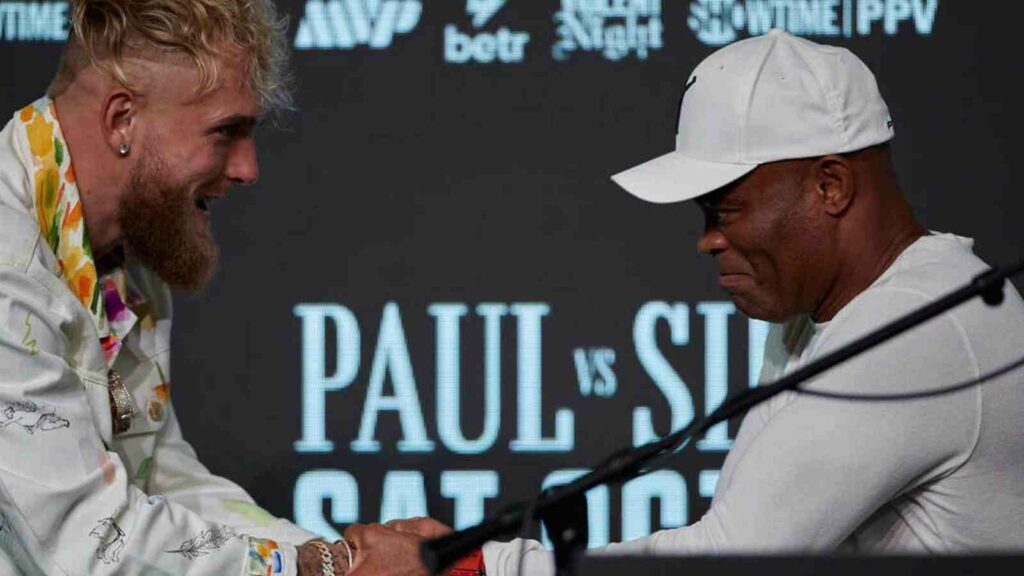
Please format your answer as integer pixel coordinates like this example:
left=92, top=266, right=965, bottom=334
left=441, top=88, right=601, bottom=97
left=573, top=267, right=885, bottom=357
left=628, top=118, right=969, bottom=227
left=611, top=151, right=758, bottom=204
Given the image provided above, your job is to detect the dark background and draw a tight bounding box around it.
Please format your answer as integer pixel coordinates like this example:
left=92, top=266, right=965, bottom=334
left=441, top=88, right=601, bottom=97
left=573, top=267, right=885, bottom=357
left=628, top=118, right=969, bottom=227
left=3, top=0, right=1021, bottom=545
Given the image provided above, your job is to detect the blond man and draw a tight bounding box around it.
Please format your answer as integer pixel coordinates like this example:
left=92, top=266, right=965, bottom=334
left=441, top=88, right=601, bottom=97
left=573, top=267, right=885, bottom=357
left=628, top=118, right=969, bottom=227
left=0, top=1, right=351, bottom=574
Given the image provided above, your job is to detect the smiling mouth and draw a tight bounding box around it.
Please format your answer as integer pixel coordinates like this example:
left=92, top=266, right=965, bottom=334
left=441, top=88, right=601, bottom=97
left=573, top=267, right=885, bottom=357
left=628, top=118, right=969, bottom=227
left=194, top=195, right=220, bottom=214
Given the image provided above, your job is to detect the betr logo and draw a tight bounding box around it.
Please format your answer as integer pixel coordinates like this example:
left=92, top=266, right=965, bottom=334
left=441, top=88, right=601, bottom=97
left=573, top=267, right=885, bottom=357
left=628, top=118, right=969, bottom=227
left=444, top=0, right=530, bottom=64
left=294, top=0, right=422, bottom=50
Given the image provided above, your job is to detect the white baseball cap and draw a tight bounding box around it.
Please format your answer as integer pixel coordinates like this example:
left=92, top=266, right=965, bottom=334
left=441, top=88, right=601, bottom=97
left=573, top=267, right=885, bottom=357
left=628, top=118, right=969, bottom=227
left=612, top=28, right=894, bottom=204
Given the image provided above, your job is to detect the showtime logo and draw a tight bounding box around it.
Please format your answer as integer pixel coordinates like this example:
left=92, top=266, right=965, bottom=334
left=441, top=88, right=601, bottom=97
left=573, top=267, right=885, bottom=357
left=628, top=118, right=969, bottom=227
left=0, top=1, right=68, bottom=42
left=686, top=0, right=939, bottom=46
left=294, top=0, right=422, bottom=50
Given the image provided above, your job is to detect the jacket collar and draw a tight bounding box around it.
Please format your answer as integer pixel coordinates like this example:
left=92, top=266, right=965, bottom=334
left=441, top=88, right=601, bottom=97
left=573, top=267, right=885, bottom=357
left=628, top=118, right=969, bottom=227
left=17, top=97, right=137, bottom=368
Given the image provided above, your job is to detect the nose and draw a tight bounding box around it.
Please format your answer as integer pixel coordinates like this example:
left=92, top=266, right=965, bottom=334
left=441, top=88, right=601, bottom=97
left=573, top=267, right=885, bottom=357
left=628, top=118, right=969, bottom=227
left=225, top=137, right=259, bottom=185
left=697, top=226, right=729, bottom=256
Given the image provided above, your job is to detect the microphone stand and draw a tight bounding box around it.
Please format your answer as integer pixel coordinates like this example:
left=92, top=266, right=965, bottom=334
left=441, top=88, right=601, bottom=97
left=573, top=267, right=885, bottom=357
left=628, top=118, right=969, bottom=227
left=421, top=260, right=1024, bottom=576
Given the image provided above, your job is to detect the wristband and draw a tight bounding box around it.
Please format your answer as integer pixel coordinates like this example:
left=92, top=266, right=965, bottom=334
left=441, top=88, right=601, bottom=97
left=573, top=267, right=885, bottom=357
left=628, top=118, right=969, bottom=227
left=449, top=548, right=485, bottom=576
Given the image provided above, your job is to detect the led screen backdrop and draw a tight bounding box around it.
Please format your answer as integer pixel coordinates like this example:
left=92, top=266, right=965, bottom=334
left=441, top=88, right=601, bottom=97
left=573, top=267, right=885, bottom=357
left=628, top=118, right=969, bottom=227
left=2, top=0, right=1021, bottom=547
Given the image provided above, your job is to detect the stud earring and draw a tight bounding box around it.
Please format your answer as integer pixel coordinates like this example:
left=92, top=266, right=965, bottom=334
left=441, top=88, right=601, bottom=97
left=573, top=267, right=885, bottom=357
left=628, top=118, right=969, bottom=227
left=118, top=143, right=130, bottom=156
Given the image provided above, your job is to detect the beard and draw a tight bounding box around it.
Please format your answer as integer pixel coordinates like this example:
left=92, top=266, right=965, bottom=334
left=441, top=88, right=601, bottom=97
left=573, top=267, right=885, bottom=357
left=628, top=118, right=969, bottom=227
left=118, top=151, right=219, bottom=292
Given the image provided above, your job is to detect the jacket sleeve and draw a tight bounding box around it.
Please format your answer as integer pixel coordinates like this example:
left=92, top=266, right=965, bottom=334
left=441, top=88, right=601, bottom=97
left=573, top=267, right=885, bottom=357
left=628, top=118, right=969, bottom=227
left=146, top=399, right=324, bottom=545
left=0, top=263, right=298, bottom=576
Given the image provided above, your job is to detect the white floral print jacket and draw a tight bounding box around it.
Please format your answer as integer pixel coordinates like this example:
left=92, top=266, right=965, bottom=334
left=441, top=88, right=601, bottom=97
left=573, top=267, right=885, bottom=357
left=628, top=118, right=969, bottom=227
left=0, top=98, right=319, bottom=575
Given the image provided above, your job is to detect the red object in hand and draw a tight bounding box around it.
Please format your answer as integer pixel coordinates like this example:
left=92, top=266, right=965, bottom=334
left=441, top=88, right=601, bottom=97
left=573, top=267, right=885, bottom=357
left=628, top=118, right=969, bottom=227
left=448, top=548, right=485, bottom=576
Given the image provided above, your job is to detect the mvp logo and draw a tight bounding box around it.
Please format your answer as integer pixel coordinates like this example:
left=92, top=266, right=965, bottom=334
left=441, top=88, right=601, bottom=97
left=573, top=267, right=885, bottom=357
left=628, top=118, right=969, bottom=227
left=687, top=0, right=939, bottom=46
left=294, top=0, right=422, bottom=50
left=0, top=1, right=68, bottom=42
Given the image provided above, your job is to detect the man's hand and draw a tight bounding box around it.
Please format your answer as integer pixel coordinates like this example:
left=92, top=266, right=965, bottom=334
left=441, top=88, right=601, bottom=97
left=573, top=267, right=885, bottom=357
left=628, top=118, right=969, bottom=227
left=299, top=518, right=454, bottom=576
left=344, top=523, right=433, bottom=576
left=384, top=517, right=453, bottom=540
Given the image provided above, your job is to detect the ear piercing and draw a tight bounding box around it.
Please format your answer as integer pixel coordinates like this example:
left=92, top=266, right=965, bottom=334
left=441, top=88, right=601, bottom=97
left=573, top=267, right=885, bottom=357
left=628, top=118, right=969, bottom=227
left=118, top=143, right=130, bottom=156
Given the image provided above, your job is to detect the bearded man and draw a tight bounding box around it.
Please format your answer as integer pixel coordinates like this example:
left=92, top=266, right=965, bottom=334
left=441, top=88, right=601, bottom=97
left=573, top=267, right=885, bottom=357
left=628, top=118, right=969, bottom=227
left=0, top=1, right=351, bottom=575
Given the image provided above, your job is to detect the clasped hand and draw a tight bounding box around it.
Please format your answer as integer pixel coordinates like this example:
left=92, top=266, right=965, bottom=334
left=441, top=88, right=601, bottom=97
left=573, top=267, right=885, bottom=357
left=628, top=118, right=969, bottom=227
left=300, top=517, right=454, bottom=576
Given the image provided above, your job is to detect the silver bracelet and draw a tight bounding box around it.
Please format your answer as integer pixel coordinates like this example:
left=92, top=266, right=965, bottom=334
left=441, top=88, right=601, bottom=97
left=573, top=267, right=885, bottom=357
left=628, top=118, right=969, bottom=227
left=311, top=540, right=335, bottom=576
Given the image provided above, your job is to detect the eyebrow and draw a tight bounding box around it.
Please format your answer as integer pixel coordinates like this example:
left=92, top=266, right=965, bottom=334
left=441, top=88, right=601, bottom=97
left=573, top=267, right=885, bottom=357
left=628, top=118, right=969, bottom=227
left=697, top=190, right=729, bottom=208
left=205, top=114, right=260, bottom=133
left=700, top=181, right=747, bottom=208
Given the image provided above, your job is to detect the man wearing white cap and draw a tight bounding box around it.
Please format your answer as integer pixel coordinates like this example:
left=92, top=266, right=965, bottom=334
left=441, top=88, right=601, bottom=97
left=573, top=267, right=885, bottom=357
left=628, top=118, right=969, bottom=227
left=339, top=29, right=1024, bottom=576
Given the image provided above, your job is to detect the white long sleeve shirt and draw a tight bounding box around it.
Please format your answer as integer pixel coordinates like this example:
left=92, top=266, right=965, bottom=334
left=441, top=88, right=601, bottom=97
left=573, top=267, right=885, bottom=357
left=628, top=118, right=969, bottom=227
left=0, top=99, right=320, bottom=575
left=483, top=233, right=1024, bottom=575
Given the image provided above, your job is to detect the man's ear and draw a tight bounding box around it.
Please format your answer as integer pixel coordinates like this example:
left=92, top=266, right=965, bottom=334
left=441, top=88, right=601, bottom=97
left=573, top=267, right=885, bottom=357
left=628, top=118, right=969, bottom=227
left=810, top=155, right=855, bottom=217
left=101, top=89, right=136, bottom=156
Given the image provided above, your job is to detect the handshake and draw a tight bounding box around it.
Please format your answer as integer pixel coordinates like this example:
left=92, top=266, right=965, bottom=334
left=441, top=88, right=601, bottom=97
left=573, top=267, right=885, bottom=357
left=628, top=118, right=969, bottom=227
left=296, top=517, right=458, bottom=576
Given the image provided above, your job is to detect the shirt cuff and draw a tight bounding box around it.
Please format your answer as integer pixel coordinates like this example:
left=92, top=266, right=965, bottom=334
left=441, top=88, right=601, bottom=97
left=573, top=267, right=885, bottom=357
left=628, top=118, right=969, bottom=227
left=482, top=539, right=553, bottom=576
left=246, top=518, right=325, bottom=546
left=246, top=537, right=298, bottom=576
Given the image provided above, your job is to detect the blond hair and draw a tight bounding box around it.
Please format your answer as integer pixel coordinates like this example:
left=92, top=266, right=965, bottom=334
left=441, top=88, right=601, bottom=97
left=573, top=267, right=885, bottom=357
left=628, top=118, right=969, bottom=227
left=51, top=0, right=293, bottom=117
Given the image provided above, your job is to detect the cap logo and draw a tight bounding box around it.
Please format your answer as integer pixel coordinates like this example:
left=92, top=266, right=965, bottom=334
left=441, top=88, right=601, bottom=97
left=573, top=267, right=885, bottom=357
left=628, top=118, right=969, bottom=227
left=684, top=75, right=697, bottom=94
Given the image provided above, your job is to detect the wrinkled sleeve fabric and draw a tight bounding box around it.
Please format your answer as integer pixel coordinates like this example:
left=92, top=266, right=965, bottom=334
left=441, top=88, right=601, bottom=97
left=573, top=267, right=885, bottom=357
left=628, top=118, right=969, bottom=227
left=147, top=400, right=323, bottom=545
left=0, top=264, right=298, bottom=576
left=483, top=287, right=980, bottom=576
